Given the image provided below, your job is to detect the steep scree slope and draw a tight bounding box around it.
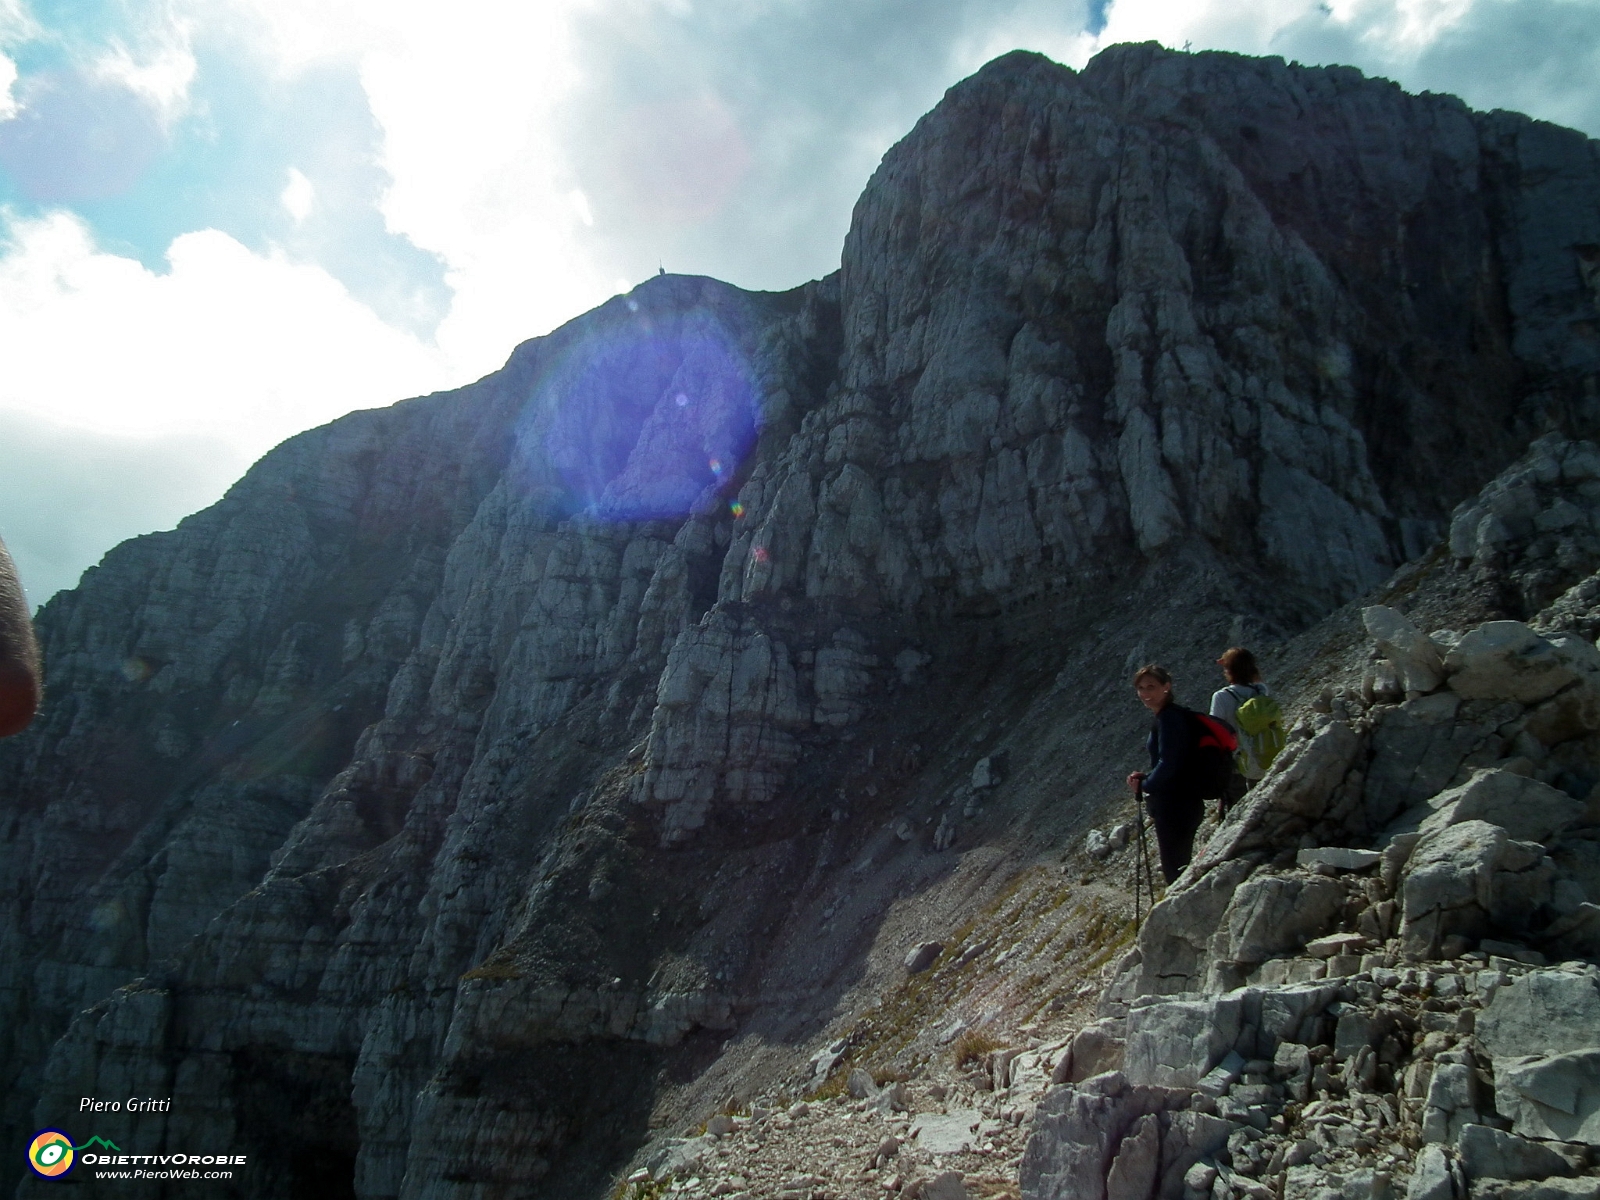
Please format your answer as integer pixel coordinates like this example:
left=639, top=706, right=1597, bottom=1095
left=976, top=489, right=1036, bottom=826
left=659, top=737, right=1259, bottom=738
left=2, top=43, right=1598, bottom=1200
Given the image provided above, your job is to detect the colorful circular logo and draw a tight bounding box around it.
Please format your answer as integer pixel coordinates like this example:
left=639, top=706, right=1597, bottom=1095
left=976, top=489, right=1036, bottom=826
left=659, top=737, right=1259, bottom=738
left=27, top=1130, right=75, bottom=1178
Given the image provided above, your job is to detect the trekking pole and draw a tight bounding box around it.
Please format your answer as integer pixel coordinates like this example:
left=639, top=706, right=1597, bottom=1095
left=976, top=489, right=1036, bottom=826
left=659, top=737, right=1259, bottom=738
left=1133, top=786, right=1147, bottom=933
left=1134, top=787, right=1155, bottom=933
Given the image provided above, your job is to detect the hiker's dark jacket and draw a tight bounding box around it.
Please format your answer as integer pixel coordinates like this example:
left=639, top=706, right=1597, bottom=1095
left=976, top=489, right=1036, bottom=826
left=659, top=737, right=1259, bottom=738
left=1144, top=703, right=1200, bottom=802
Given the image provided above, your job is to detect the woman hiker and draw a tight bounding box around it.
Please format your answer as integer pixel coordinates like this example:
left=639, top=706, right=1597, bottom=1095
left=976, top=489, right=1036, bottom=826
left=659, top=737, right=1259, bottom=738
left=1125, top=664, right=1207, bottom=885
left=1209, top=647, right=1282, bottom=815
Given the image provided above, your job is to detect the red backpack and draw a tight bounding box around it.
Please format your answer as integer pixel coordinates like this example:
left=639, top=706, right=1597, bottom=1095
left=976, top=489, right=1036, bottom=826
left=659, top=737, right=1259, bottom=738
left=1182, top=706, right=1238, bottom=800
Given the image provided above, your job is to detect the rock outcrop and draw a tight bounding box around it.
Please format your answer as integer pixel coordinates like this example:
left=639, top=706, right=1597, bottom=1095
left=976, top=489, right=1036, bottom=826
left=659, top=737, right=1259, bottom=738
left=3, top=41, right=1599, bottom=1200
left=1023, top=441, right=1600, bottom=1200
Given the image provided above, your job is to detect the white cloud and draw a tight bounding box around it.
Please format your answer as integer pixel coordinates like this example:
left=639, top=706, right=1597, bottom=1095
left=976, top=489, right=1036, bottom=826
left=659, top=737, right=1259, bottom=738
left=0, top=409, right=247, bottom=607
left=91, top=23, right=198, bottom=124
left=206, top=0, right=619, bottom=378
left=354, top=1, right=616, bottom=374
left=1091, top=0, right=1600, bottom=136
left=0, top=0, right=37, bottom=45
left=1096, top=0, right=1319, bottom=56
left=0, top=210, right=450, bottom=446
left=0, top=52, right=15, bottom=119
left=568, top=188, right=594, bottom=227
left=282, top=166, right=314, bottom=222
left=0, top=206, right=463, bottom=602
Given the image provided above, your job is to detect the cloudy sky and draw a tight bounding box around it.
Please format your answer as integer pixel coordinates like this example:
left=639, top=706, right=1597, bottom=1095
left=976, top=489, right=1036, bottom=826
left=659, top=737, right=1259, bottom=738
left=1, top=0, right=1597, bottom=607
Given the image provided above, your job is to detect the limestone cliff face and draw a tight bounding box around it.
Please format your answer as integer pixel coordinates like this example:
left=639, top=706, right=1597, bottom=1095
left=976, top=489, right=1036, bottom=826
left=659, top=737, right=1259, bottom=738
left=637, top=46, right=1600, bottom=843
left=2, top=44, right=1597, bottom=1200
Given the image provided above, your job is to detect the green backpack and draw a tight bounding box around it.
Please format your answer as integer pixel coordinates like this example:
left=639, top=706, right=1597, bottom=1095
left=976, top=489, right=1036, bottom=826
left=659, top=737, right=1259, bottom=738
left=1233, top=687, right=1286, bottom=775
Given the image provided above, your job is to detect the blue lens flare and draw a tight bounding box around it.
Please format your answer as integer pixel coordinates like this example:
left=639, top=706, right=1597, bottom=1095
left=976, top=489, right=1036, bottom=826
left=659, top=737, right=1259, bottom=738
left=536, top=317, right=759, bottom=522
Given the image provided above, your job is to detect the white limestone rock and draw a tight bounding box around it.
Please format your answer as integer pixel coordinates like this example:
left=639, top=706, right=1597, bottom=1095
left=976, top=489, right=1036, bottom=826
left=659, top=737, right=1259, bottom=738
left=911, top=1109, right=985, bottom=1155
left=1455, top=1123, right=1574, bottom=1182
left=1445, top=623, right=1578, bottom=705
left=905, top=941, right=945, bottom=974
left=1494, top=1048, right=1600, bottom=1144
left=1422, top=1061, right=1482, bottom=1145
left=1399, top=821, right=1554, bottom=955
left=1213, top=872, right=1346, bottom=967
left=1477, top=970, right=1600, bottom=1060
left=1412, top=769, right=1588, bottom=845
left=1405, top=1144, right=1456, bottom=1200
left=1105, top=1113, right=1161, bottom=1200
left=1364, top=606, right=1448, bottom=694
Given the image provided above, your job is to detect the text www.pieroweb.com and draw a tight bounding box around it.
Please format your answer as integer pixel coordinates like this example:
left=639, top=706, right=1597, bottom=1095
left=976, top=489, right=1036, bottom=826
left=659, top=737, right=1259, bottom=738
left=85, top=1153, right=244, bottom=1181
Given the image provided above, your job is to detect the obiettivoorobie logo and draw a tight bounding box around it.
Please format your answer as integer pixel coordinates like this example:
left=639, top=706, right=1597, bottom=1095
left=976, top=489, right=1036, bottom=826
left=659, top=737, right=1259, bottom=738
left=28, top=1131, right=120, bottom=1179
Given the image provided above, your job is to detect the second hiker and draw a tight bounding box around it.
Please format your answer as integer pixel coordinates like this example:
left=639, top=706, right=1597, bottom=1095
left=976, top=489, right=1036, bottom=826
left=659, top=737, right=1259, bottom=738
left=1208, top=647, right=1284, bottom=814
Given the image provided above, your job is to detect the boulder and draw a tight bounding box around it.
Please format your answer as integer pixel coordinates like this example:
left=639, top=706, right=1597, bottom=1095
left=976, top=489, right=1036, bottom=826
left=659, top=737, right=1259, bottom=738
left=1553, top=880, right=1590, bottom=916
left=1455, top=1123, right=1574, bottom=1182
left=925, top=1173, right=972, bottom=1200
left=905, top=941, right=945, bottom=974
left=875, top=1081, right=913, bottom=1114
left=848, top=1066, right=879, bottom=1098
left=1055, top=1020, right=1127, bottom=1085
left=1287, top=1167, right=1395, bottom=1200
left=1477, top=970, right=1600, bottom=1060
left=1019, top=1079, right=1192, bottom=1200
left=1365, top=606, right=1448, bottom=694
left=808, top=1038, right=847, bottom=1080
left=1159, top=1109, right=1236, bottom=1199
left=1400, top=822, right=1553, bottom=955
left=1256, top=982, right=1345, bottom=1052
left=1121, top=983, right=1335, bottom=1083
left=1415, top=770, right=1587, bottom=845
left=1421, top=1062, right=1482, bottom=1144
left=1118, top=857, right=1256, bottom=999
left=1335, top=1008, right=1383, bottom=1061
left=1487, top=847, right=1558, bottom=935
left=1264, top=721, right=1368, bottom=821
left=1195, top=1050, right=1246, bottom=1097
left=1522, top=685, right=1600, bottom=746
left=972, top=754, right=1007, bottom=789
left=1445, top=623, right=1578, bottom=705
left=1493, top=1048, right=1600, bottom=1144
left=1185, top=1163, right=1219, bottom=1195
left=1308, top=933, right=1373, bottom=959
left=1124, top=995, right=1247, bottom=1088
left=1552, top=841, right=1600, bottom=904
left=1276, top=1041, right=1314, bottom=1101
left=1106, top=1113, right=1162, bottom=1200
left=1405, top=1144, right=1455, bottom=1200
left=990, top=1048, right=1023, bottom=1089
left=1362, top=697, right=1489, bottom=831
left=1213, top=872, right=1346, bottom=966
left=1478, top=1181, right=1600, bottom=1200
left=912, top=1109, right=984, bottom=1155
left=647, top=1134, right=714, bottom=1182
left=1545, top=631, right=1600, bottom=682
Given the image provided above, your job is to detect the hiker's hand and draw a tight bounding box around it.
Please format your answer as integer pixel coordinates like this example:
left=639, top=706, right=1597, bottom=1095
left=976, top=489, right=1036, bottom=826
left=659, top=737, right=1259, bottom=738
left=1126, top=771, right=1145, bottom=792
